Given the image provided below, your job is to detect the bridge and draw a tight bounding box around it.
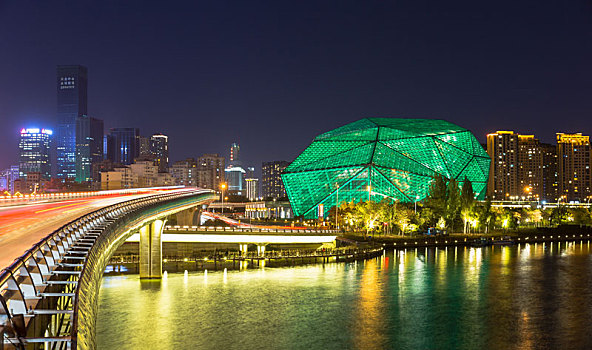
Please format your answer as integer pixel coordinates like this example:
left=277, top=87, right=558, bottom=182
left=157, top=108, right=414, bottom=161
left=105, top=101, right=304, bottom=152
left=0, top=188, right=217, bottom=349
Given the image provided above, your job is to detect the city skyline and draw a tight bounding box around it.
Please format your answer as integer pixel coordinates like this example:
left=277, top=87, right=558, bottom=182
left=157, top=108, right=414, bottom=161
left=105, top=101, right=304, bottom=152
left=1, top=1, right=591, bottom=170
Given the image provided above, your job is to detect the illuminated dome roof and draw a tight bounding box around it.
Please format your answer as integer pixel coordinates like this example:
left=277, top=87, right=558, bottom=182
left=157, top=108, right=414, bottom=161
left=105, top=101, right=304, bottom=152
left=281, top=118, right=490, bottom=218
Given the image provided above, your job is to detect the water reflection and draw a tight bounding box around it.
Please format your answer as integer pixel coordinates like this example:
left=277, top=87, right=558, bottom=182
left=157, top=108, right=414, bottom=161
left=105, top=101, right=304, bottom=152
left=98, top=242, right=592, bottom=350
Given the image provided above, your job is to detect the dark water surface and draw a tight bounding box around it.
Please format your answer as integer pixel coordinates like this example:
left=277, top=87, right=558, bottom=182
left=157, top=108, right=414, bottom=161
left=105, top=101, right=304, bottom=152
left=97, top=242, right=592, bottom=349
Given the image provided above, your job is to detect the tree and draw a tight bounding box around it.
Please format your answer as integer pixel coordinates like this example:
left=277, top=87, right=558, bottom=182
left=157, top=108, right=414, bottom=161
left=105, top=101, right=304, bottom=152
left=395, top=207, right=415, bottom=235
left=424, top=174, right=447, bottom=225
left=355, top=201, right=382, bottom=237
left=460, top=177, right=475, bottom=233
left=446, top=178, right=461, bottom=233
left=378, top=199, right=398, bottom=235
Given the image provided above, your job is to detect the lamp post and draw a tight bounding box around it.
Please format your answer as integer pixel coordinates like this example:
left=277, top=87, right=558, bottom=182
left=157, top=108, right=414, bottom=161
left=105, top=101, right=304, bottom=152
left=220, top=183, right=227, bottom=215
left=414, top=195, right=420, bottom=214
left=335, top=184, right=339, bottom=229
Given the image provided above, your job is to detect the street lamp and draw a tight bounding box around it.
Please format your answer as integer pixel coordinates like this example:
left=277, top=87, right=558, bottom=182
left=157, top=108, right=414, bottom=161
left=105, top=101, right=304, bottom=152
left=220, top=183, right=227, bottom=215
left=414, top=195, right=420, bottom=214
left=335, top=184, right=339, bottom=230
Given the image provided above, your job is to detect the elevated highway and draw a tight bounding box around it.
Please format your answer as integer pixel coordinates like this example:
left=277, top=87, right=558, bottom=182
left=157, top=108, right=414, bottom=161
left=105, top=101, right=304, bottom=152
left=0, top=187, right=183, bottom=269
left=0, top=188, right=217, bottom=349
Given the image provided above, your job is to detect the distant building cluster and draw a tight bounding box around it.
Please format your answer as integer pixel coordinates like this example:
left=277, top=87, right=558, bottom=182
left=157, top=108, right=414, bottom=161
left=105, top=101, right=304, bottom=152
left=0, top=65, right=295, bottom=202
left=4, top=63, right=590, bottom=209
left=487, top=131, right=592, bottom=203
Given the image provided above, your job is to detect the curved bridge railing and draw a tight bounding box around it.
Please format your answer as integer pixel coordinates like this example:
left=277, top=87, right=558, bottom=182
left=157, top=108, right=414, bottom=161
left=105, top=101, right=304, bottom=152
left=0, top=189, right=216, bottom=350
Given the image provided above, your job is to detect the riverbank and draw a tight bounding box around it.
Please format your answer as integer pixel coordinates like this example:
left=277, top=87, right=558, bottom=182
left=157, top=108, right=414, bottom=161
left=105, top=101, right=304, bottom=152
left=343, top=224, right=592, bottom=248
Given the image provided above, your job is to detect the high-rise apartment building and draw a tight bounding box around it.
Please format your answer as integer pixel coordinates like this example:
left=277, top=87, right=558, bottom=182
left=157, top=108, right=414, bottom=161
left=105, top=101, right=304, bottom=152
left=75, top=115, right=103, bottom=182
left=107, top=128, right=140, bottom=165
left=171, top=158, right=197, bottom=186
left=56, top=65, right=88, bottom=180
left=541, top=143, right=558, bottom=202
left=517, top=135, right=543, bottom=200
left=262, top=161, right=289, bottom=199
left=487, top=131, right=519, bottom=199
left=557, top=133, right=592, bottom=201
left=150, top=134, right=169, bottom=172
left=196, top=154, right=225, bottom=190
left=18, top=128, right=52, bottom=180
left=139, top=136, right=152, bottom=158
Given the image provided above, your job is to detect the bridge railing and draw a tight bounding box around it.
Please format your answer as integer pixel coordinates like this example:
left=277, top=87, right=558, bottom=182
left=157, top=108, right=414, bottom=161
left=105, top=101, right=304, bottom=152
left=165, top=225, right=340, bottom=234
left=0, top=189, right=211, bottom=348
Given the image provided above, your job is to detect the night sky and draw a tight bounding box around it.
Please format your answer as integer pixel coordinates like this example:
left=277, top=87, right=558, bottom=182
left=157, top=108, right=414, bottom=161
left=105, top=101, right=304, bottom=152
left=1, top=0, right=591, bottom=171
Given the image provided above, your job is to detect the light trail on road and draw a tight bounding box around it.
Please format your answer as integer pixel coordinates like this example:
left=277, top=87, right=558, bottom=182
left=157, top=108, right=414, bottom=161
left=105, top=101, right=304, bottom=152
left=0, top=188, right=180, bottom=269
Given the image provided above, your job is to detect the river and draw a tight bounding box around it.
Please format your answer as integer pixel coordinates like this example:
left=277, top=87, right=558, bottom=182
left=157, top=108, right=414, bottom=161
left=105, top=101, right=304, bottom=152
left=97, top=242, right=592, bottom=349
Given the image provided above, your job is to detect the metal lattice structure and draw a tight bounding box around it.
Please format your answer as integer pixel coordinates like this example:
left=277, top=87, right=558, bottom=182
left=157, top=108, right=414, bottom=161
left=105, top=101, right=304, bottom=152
left=282, top=118, right=490, bottom=218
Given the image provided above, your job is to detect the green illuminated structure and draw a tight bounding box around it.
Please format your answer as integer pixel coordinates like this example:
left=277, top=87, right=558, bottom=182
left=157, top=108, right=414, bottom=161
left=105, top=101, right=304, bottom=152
left=282, top=118, right=490, bottom=218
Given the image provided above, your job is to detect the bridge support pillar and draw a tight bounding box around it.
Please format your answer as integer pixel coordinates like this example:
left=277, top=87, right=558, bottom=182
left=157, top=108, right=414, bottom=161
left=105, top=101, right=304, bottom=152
left=239, top=244, right=249, bottom=256
left=176, top=207, right=199, bottom=226
left=139, top=219, right=166, bottom=279
left=256, top=244, right=266, bottom=257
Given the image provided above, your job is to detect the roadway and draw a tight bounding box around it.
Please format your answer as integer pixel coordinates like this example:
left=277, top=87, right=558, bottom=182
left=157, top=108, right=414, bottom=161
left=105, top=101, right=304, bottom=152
left=0, top=188, right=185, bottom=269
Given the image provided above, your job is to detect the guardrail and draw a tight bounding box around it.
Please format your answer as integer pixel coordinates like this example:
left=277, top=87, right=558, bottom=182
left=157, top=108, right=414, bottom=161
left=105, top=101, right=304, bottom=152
left=0, top=188, right=213, bottom=349
left=164, top=225, right=339, bottom=234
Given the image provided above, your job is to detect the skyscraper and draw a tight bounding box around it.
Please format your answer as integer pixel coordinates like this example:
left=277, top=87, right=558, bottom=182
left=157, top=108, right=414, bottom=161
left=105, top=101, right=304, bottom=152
left=245, top=166, right=259, bottom=200
left=225, top=166, right=246, bottom=195
left=557, top=133, right=591, bottom=201
left=150, top=133, right=169, bottom=172
left=56, top=65, right=88, bottom=180
left=245, top=178, right=259, bottom=201
left=75, top=115, right=103, bottom=182
left=196, top=154, right=225, bottom=190
left=107, top=128, right=140, bottom=165
left=487, top=131, right=519, bottom=199
left=262, top=161, right=289, bottom=199
left=18, top=128, right=52, bottom=180
left=230, top=143, right=240, bottom=165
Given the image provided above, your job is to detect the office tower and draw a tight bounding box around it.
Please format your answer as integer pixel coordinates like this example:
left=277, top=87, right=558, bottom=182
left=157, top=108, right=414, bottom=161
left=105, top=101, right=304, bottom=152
left=225, top=142, right=245, bottom=194
left=541, top=143, right=558, bottom=202
left=245, top=178, right=259, bottom=201
left=139, top=136, right=151, bottom=157
left=150, top=133, right=169, bottom=172
left=196, top=154, right=225, bottom=190
left=75, top=115, right=103, bottom=182
left=244, top=166, right=258, bottom=200
left=557, top=133, right=591, bottom=202
left=225, top=166, right=246, bottom=195
left=171, top=158, right=197, bottom=186
left=517, top=135, right=543, bottom=200
left=18, top=128, right=52, bottom=180
left=487, top=131, right=519, bottom=199
left=108, top=128, right=140, bottom=165
left=262, top=161, right=289, bottom=199
left=56, top=65, right=88, bottom=180
left=230, top=143, right=240, bottom=165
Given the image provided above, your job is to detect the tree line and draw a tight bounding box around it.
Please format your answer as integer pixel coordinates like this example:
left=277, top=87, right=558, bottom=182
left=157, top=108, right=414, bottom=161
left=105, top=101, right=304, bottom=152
left=328, top=174, right=592, bottom=236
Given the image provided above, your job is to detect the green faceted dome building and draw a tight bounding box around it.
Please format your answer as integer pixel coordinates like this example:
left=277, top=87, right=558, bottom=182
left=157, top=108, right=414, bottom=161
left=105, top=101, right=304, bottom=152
left=281, top=118, right=490, bottom=219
